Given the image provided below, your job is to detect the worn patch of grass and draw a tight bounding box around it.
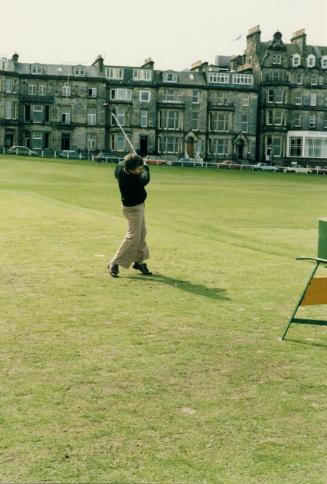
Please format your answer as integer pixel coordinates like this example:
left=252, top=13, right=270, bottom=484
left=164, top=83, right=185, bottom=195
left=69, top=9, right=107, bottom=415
left=1, top=156, right=327, bottom=483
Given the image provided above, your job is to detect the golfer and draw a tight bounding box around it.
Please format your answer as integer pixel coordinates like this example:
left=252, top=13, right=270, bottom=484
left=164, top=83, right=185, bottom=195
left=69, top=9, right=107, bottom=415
left=108, top=153, right=152, bottom=278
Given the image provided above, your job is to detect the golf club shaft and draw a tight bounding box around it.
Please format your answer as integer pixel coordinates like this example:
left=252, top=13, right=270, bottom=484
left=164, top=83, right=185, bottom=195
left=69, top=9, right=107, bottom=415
left=111, top=112, right=137, bottom=156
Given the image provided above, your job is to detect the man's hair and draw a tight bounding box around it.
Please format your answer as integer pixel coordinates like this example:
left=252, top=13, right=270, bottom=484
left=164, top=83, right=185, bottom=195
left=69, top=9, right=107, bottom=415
left=124, top=154, right=144, bottom=172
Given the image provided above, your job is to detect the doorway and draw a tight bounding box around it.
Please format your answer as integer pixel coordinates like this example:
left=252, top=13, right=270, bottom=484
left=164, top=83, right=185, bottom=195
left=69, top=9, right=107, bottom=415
left=61, top=133, right=70, bottom=150
left=4, top=131, right=14, bottom=148
left=139, top=135, right=148, bottom=156
left=186, top=137, right=194, bottom=158
left=237, top=140, right=244, bottom=160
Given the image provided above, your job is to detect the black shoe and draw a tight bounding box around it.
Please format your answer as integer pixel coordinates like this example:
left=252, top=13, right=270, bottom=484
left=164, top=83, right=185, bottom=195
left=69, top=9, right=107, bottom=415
left=133, top=262, right=152, bottom=275
left=108, top=263, right=119, bottom=278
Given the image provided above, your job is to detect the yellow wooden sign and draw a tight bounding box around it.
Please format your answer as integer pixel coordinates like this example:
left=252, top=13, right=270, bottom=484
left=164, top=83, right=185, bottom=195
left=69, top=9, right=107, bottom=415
left=301, top=277, right=327, bottom=306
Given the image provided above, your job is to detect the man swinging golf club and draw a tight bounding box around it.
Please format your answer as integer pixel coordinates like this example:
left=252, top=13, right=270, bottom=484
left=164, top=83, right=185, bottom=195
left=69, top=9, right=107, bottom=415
left=108, top=153, right=152, bottom=278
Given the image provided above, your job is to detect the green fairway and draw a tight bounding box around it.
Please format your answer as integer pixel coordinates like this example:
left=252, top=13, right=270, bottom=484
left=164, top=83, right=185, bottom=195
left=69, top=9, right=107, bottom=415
left=1, top=156, right=327, bottom=483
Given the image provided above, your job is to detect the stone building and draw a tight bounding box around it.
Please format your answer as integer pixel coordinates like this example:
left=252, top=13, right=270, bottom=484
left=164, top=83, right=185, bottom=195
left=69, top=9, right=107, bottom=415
left=0, top=52, right=258, bottom=162
left=232, top=26, right=327, bottom=165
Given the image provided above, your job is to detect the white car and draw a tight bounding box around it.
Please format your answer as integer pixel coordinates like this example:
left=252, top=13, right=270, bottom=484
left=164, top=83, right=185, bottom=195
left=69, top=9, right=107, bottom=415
left=7, top=145, right=38, bottom=156
left=253, top=163, right=279, bottom=172
left=284, top=165, right=312, bottom=174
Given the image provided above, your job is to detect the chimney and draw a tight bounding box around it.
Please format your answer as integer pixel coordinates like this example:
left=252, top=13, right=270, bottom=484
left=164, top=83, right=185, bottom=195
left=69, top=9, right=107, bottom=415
left=291, top=29, right=306, bottom=52
left=246, top=25, right=261, bottom=54
left=92, top=55, right=104, bottom=71
left=12, top=52, right=19, bottom=63
left=142, top=57, right=154, bottom=69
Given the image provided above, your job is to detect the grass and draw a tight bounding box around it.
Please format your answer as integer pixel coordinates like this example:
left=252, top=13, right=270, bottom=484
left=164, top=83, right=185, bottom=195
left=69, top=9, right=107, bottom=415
left=1, top=156, right=327, bottom=483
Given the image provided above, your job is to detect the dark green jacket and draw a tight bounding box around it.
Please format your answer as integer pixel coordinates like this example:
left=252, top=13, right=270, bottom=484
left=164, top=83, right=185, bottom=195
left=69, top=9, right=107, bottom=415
left=114, top=162, right=150, bottom=207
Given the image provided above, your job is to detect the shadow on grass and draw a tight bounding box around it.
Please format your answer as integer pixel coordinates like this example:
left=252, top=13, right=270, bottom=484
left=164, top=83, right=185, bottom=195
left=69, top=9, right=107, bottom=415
left=286, top=338, right=327, bottom=349
left=129, top=273, right=230, bottom=301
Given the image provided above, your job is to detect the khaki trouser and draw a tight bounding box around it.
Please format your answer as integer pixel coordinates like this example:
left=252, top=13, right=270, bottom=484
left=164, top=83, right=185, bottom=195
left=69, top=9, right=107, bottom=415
left=110, top=203, right=149, bottom=269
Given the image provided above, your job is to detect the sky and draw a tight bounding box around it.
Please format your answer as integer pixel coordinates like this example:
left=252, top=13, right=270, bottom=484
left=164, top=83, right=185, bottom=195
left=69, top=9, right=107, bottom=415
left=1, top=0, right=326, bottom=70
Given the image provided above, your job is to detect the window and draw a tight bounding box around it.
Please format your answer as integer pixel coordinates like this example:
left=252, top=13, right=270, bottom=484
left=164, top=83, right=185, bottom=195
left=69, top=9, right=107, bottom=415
left=163, top=72, right=177, bottom=82
left=31, top=64, right=42, bottom=75
left=139, top=90, right=151, bottom=102
left=87, top=108, right=96, bottom=125
left=28, top=84, right=37, bottom=95
left=110, top=88, right=132, bottom=101
left=295, top=94, right=302, bottom=105
left=272, top=137, right=282, bottom=157
left=307, top=55, right=315, bottom=68
left=32, top=131, right=43, bottom=149
left=311, top=74, right=318, bottom=86
left=242, top=95, right=249, bottom=107
left=88, top=87, right=97, bottom=98
left=208, top=137, right=229, bottom=155
left=241, top=114, right=248, bottom=133
left=293, top=112, right=301, bottom=128
left=61, top=110, right=71, bottom=124
left=39, top=84, right=46, bottom=96
left=158, top=110, right=183, bottom=130
left=208, top=72, right=229, bottom=83
left=5, top=100, right=12, bottom=119
left=306, top=138, right=323, bottom=158
left=209, top=112, right=229, bottom=131
left=267, top=90, right=274, bottom=103
left=232, top=74, right=253, bottom=85
left=162, top=89, right=181, bottom=103
left=5, top=78, right=13, bottom=93
left=158, top=136, right=182, bottom=154
left=74, top=66, right=85, bottom=76
left=191, top=111, right=198, bottom=130
left=133, top=69, right=152, bottom=81
left=275, top=89, right=283, bottom=103
left=272, top=54, right=282, bottom=64
left=322, top=56, right=327, bottom=69
left=111, top=133, right=125, bottom=151
left=290, top=137, right=302, bottom=157
left=295, top=73, right=303, bottom=85
left=111, top=107, right=128, bottom=126
left=62, top=83, right=71, bottom=97
left=310, top=93, right=317, bottom=106
left=266, top=110, right=273, bottom=125
left=32, top=105, right=43, bottom=123
left=309, top=114, right=316, bottom=128
left=106, top=67, right=124, bottom=80
left=140, top=110, right=148, bottom=128
left=274, top=111, right=283, bottom=126
left=192, top=90, right=200, bottom=103
left=0, top=58, right=6, bottom=70
left=87, top=133, right=97, bottom=151
left=292, top=54, right=301, bottom=67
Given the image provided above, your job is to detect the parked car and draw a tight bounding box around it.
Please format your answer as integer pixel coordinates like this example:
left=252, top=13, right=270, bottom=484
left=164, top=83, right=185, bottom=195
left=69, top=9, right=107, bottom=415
left=94, top=152, right=121, bottom=163
left=144, top=155, right=167, bottom=166
left=253, top=162, right=279, bottom=172
left=7, top=145, right=38, bottom=156
left=58, top=150, right=80, bottom=159
left=284, top=164, right=312, bottom=174
left=170, top=156, right=204, bottom=167
left=217, top=160, right=242, bottom=169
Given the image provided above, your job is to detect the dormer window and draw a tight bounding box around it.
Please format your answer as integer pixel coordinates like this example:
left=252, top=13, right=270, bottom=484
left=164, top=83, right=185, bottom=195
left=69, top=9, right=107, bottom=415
left=73, top=66, right=85, bottom=77
left=272, top=54, right=282, bottom=65
left=0, top=58, right=6, bottom=70
left=307, top=54, right=315, bottom=68
left=322, top=56, right=327, bottom=69
left=133, top=69, right=152, bottom=81
left=292, top=54, right=301, bottom=67
left=31, top=64, right=43, bottom=75
left=163, top=72, right=178, bottom=82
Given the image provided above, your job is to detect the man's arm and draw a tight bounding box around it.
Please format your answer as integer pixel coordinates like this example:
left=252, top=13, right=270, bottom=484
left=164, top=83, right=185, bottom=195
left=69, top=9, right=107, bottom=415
left=140, top=164, right=150, bottom=186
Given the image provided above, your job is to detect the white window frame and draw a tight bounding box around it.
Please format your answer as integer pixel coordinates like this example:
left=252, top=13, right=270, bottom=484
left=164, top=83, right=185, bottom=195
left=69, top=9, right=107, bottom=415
left=32, top=131, right=43, bottom=149
left=307, top=55, right=315, bottom=68
left=110, top=88, right=132, bottom=101
left=309, top=114, right=316, bottom=128
left=232, top=74, right=253, bottom=85
left=272, top=54, right=282, bottom=65
left=241, top=114, right=248, bottom=133
left=31, top=64, right=42, bottom=75
left=292, top=54, right=301, bottom=67
left=28, top=84, right=37, bottom=95
left=192, top=90, right=200, bottom=104
left=106, top=67, right=124, bottom=80
left=62, top=83, right=71, bottom=97
left=322, top=56, right=327, bottom=69
left=163, top=72, right=178, bottom=82
left=88, top=87, right=97, bottom=98
left=111, top=133, right=126, bottom=152
left=74, top=66, right=85, bottom=77
left=310, top=93, right=317, bottom=106
left=39, top=84, right=46, bottom=96
left=87, top=133, right=97, bottom=151
left=87, top=110, right=96, bottom=125
left=140, top=110, right=148, bottom=128
left=133, top=69, right=152, bottom=81
left=139, top=90, right=151, bottom=102
left=208, top=72, right=229, bottom=84
left=61, top=111, right=71, bottom=124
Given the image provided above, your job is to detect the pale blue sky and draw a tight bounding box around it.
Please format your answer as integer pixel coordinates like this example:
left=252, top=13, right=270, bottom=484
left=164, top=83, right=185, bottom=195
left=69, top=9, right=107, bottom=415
left=1, top=0, right=326, bottom=69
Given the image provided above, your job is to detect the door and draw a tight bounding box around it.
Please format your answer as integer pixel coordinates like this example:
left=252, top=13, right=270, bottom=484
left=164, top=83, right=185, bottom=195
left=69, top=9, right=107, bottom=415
left=139, top=135, right=148, bottom=156
left=4, top=132, right=14, bottom=148
left=186, top=138, right=194, bottom=158
left=237, top=140, right=244, bottom=160
left=61, top=133, right=70, bottom=150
